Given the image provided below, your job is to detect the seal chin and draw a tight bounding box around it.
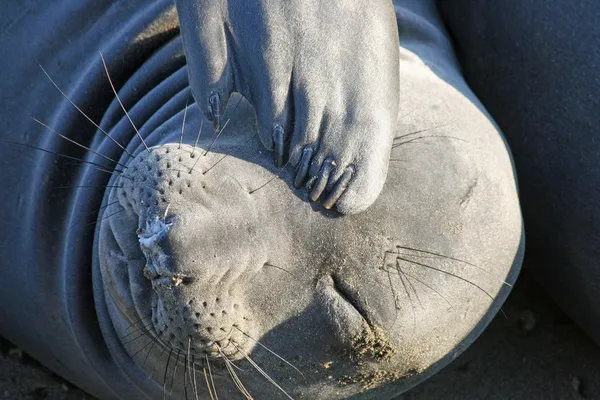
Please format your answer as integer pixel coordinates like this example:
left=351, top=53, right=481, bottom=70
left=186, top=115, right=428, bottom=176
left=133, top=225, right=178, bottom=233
left=149, top=279, right=255, bottom=361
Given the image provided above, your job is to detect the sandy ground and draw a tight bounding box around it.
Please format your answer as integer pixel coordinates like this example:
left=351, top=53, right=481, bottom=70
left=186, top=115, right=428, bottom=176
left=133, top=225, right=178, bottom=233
left=1, top=270, right=599, bottom=400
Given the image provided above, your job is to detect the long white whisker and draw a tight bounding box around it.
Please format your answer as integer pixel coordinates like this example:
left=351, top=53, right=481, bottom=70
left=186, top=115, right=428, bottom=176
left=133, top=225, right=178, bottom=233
left=180, top=90, right=191, bottom=149
left=219, top=348, right=253, bottom=399
left=203, top=356, right=218, bottom=400
left=99, top=51, right=150, bottom=153
left=37, top=63, right=133, bottom=157
left=231, top=343, right=294, bottom=400
left=233, top=327, right=304, bottom=378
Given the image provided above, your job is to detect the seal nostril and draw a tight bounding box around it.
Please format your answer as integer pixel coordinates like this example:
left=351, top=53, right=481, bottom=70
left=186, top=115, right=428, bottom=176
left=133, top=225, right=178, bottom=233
left=203, top=301, right=207, bottom=307
left=180, top=277, right=195, bottom=285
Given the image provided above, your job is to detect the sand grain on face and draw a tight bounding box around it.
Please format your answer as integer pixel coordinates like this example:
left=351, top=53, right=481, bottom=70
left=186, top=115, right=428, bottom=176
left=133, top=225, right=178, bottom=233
left=350, top=321, right=395, bottom=362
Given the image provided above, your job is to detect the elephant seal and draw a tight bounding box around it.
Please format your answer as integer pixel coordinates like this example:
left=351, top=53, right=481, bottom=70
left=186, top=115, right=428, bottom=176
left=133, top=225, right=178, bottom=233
left=0, top=0, right=523, bottom=398
left=438, top=0, right=600, bottom=346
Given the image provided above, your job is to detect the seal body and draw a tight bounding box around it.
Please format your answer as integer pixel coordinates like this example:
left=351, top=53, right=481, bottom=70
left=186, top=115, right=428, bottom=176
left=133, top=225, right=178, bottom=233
left=0, top=0, right=523, bottom=398
left=438, top=0, right=600, bottom=344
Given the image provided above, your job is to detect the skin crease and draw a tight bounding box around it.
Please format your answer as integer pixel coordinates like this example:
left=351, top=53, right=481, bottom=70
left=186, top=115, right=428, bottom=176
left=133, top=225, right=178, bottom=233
left=174, top=0, right=400, bottom=215
left=0, top=0, right=523, bottom=399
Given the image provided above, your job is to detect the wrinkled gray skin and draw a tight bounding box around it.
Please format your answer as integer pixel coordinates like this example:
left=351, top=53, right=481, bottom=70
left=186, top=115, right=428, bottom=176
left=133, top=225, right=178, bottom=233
left=0, top=0, right=522, bottom=399
left=174, top=0, right=400, bottom=214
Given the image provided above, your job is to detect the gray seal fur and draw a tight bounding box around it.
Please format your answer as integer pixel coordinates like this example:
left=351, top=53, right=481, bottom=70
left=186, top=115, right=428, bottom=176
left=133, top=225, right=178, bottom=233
left=0, top=0, right=523, bottom=398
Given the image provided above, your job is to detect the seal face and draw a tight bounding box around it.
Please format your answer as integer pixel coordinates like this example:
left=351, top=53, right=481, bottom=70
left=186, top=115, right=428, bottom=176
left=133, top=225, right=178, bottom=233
left=105, top=144, right=267, bottom=362
left=93, top=82, right=523, bottom=399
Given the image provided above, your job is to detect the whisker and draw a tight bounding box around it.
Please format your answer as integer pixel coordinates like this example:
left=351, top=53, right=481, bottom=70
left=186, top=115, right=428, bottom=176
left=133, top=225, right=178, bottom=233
left=192, top=119, right=204, bottom=156
left=396, top=261, right=423, bottom=309
left=395, top=265, right=416, bottom=332
left=33, top=118, right=129, bottom=168
left=204, top=96, right=243, bottom=156
left=385, top=269, right=400, bottom=326
left=187, top=338, right=193, bottom=399
left=249, top=159, right=291, bottom=195
left=51, top=185, right=120, bottom=191
left=231, top=343, right=294, bottom=400
left=37, top=63, right=133, bottom=157
left=395, top=245, right=512, bottom=287
left=180, top=90, right=191, bottom=149
left=393, top=121, right=456, bottom=141
left=394, top=255, right=500, bottom=304
left=192, top=357, right=201, bottom=400
left=118, top=327, right=154, bottom=349
left=262, top=263, right=301, bottom=280
left=99, top=52, right=150, bottom=153
left=169, top=351, right=180, bottom=399
left=206, top=355, right=219, bottom=400
left=148, top=344, right=170, bottom=382
left=141, top=337, right=158, bottom=370
left=119, top=316, right=155, bottom=343
left=392, top=134, right=467, bottom=149
left=219, top=349, right=253, bottom=399
left=68, top=200, right=120, bottom=232
left=78, top=207, right=125, bottom=231
left=203, top=365, right=215, bottom=400
left=233, top=327, right=304, bottom=378
left=121, top=312, right=154, bottom=334
left=202, top=154, right=229, bottom=176
left=184, top=354, right=189, bottom=400
left=131, top=336, right=158, bottom=358
left=0, top=140, right=125, bottom=174
left=163, top=349, right=173, bottom=400
left=397, top=267, right=454, bottom=309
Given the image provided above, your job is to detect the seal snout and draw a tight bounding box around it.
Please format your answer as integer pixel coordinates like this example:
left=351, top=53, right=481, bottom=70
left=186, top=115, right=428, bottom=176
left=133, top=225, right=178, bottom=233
left=152, top=289, right=251, bottom=359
